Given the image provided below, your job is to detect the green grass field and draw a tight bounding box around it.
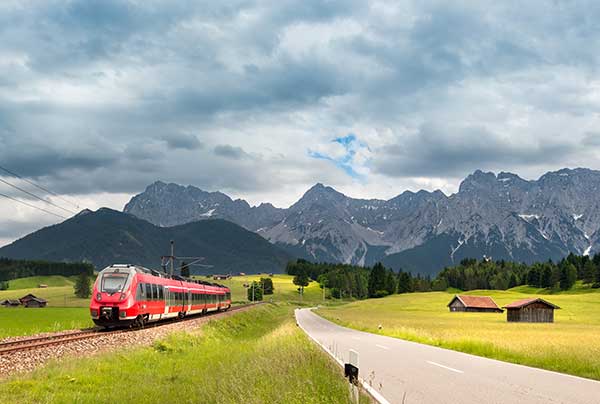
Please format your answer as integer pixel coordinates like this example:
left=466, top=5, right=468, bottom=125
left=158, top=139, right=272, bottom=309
left=4, top=275, right=75, bottom=290
left=199, top=274, right=325, bottom=304
left=0, top=307, right=92, bottom=339
left=317, top=288, right=600, bottom=380
left=0, top=304, right=370, bottom=404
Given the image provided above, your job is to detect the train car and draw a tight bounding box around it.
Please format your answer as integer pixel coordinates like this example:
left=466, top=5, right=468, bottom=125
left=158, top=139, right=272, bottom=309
left=90, top=264, right=231, bottom=328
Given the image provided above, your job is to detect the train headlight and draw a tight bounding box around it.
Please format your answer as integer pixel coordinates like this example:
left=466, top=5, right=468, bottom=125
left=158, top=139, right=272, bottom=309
left=96, top=293, right=102, bottom=301
left=119, top=293, right=126, bottom=301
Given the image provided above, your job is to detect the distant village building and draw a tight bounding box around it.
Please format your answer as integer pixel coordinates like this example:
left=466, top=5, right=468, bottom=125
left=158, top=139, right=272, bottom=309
left=38, top=284, right=48, bottom=288
left=503, top=298, right=559, bottom=323
left=1, top=299, right=21, bottom=307
left=19, top=294, right=47, bottom=308
left=213, top=274, right=231, bottom=280
left=447, top=295, right=503, bottom=313
left=19, top=294, right=38, bottom=304
left=24, top=297, right=47, bottom=308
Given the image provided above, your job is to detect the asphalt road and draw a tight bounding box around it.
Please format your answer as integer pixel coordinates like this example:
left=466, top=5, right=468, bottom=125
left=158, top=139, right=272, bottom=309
left=295, top=308, right=600, bottom=404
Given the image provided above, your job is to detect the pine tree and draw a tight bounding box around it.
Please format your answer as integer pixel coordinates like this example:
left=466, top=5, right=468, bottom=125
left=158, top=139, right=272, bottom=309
left=368, top=262, right=388, bottom=297
left=74, top=272, right=91, bottom=298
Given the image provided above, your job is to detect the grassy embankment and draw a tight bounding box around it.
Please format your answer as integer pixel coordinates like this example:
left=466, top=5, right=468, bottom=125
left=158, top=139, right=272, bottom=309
left=0, top=304, right=370, bottom=404
left=317, top=286, right=600, bottom=380
left=0, top=274, right=323, bottom=338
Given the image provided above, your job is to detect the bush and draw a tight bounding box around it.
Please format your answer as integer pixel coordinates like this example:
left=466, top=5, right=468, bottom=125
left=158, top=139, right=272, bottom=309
left=372, top=290, right=389, bottom=298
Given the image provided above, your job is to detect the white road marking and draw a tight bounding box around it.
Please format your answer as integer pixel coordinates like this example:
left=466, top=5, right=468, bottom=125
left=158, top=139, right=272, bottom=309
left=427, top=360, right=464, bottom=374
left=375, top=344, right=390, bottom=350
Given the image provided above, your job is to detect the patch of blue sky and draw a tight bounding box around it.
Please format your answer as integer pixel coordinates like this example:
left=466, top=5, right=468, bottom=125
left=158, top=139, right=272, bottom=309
left=308, top=133, right=370, bottom=179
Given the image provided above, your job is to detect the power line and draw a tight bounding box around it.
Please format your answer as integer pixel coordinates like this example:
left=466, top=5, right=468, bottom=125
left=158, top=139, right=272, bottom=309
left=0, top=191, right=67, bottom=219
left=0, top=164, right=80, bottom=209
left=0, top=177, right=77, bottom=215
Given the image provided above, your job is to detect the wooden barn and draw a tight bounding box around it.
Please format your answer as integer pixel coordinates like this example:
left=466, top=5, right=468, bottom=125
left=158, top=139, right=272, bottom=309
left=447, top=295, right=503, bottom=313
left=23, top=297, right=47, bottom=308
left=1, top=299, right=21, bottom=307
left=503, top=298, right=559, bottom=323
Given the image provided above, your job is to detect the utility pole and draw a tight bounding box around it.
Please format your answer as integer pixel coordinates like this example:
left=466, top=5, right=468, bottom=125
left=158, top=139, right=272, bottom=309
left=170, top=240, right=174, bottom=276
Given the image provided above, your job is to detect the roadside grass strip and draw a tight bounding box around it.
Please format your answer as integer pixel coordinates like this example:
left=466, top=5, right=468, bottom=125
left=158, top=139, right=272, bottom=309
left=0, top=304, right=372, bottom=404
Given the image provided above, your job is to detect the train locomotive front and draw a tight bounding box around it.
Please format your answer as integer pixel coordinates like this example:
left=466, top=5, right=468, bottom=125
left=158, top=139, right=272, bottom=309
left=90, top=264, right=231, bottom=328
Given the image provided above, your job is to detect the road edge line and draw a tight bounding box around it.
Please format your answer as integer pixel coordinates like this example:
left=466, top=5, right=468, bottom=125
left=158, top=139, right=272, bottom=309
left=295, top=309, right=392, bottom=404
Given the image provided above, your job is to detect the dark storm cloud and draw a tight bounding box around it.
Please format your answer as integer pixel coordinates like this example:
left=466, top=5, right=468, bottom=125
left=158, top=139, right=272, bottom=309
left=161, top=133, right=203, bottom=150
left=214, top=145, right=249, bottom=160
left=375, top=123, right=577, bottom=178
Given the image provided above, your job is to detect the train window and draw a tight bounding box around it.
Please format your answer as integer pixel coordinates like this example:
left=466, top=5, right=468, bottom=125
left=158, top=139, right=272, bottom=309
left=136, top=283, right=145, bottom=300
left=145, top=283, right=152, bottom=300
left=158, top=285, right=164, bottom=300
left=151, top=284, right=158, bottom=301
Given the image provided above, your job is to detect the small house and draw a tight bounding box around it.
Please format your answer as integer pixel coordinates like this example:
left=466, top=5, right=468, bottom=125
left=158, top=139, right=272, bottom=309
left=447, top=295, right=503, bottom=313
left=213, top=274, right=231, bottom=280
left=503, top=298, right=559, bottom=323
left=38, top=284, right=48, bottom=288
left=19, top=293, right=39, bottom=304
left=24, top=297, right=47, bottom=308
left=1, top=299, right=21, bottom=307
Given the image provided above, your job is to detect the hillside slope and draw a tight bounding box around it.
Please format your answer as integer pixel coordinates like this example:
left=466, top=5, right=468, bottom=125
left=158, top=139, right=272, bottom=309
left=0, top=209, right=292, bottom=274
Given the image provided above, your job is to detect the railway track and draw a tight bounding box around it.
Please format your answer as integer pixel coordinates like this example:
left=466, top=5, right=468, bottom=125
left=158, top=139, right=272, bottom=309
left=0, top=303, right=262, bottom=356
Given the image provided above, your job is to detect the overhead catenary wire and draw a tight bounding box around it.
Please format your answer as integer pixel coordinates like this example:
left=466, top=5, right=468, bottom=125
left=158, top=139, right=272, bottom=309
left=0, top=191, right=67, bottom=219
left=0, top=177, right=77, bottom=215
left=0, top=164, right=80, bottom=210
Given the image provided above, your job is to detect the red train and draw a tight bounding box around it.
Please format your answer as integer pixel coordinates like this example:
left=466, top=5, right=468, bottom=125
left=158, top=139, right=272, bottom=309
left=90, top=264, right=231, bottom=328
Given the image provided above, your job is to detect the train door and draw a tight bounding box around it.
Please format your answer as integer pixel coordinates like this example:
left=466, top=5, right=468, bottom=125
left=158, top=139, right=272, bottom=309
left=163, top=287, right=168, bottom=314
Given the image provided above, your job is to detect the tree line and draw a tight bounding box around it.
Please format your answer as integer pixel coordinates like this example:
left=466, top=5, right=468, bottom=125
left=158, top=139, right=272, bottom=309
left=286, top=259, right=432, bottom=299
left=286, top=252, right=600, bottom=299
left=438, top=253, right=600, bottom=291
left=0, top=257, right=94, bottom=282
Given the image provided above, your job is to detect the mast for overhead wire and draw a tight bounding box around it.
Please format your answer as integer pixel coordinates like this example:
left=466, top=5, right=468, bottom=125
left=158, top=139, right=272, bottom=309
left=160, top=240, right=211, bottom=277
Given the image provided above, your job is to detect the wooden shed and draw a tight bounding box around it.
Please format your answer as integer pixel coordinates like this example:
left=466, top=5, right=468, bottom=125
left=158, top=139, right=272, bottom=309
left=19, top=293, right=39, bottom=304
left=24, top=297, right=47, bottom=308
left=503, top=298, right=559, bottom=323
left=1, top=299, right=21, bottom=307
left=447, top=295, right=503, bottom=313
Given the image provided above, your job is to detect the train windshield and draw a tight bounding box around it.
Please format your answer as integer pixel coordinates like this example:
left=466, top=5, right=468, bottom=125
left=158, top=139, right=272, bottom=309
left=101, top=273, right=129, bottom=294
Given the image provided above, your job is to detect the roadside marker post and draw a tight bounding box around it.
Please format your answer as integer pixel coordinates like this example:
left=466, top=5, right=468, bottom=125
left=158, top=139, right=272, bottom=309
left=345, top=349, right=360, bottom=403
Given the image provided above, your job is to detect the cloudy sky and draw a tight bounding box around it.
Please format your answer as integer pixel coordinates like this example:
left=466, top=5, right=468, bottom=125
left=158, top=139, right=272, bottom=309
left=1, top=0, right=600, bottom=246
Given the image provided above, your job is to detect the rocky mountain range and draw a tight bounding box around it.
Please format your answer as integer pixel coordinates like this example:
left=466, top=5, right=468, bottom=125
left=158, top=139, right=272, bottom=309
left=124, top=168, right=600, bottom=275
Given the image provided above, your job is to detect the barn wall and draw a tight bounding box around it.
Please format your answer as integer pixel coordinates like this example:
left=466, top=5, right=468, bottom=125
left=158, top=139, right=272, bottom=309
left=507, top=305, right=554, bottom=323
left=449, top=299, right=466, bottom=312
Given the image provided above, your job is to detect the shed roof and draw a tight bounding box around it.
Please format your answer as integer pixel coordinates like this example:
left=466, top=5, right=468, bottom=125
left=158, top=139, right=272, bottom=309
left=503, top=298, right=560, bottom=309
left=27, top=297, right=47, bottom=303
left=448, top=295, right=502, bottom=310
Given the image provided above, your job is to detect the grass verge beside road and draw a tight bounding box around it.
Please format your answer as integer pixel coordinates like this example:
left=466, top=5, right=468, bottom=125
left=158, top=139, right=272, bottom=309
left=317, top=289, right=600, bottom=381
left=0, top=304, right=371, bottom=404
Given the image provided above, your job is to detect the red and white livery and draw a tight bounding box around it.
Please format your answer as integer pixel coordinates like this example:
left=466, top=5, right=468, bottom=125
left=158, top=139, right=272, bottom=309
left=90, top=264, right=231, bottom=327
